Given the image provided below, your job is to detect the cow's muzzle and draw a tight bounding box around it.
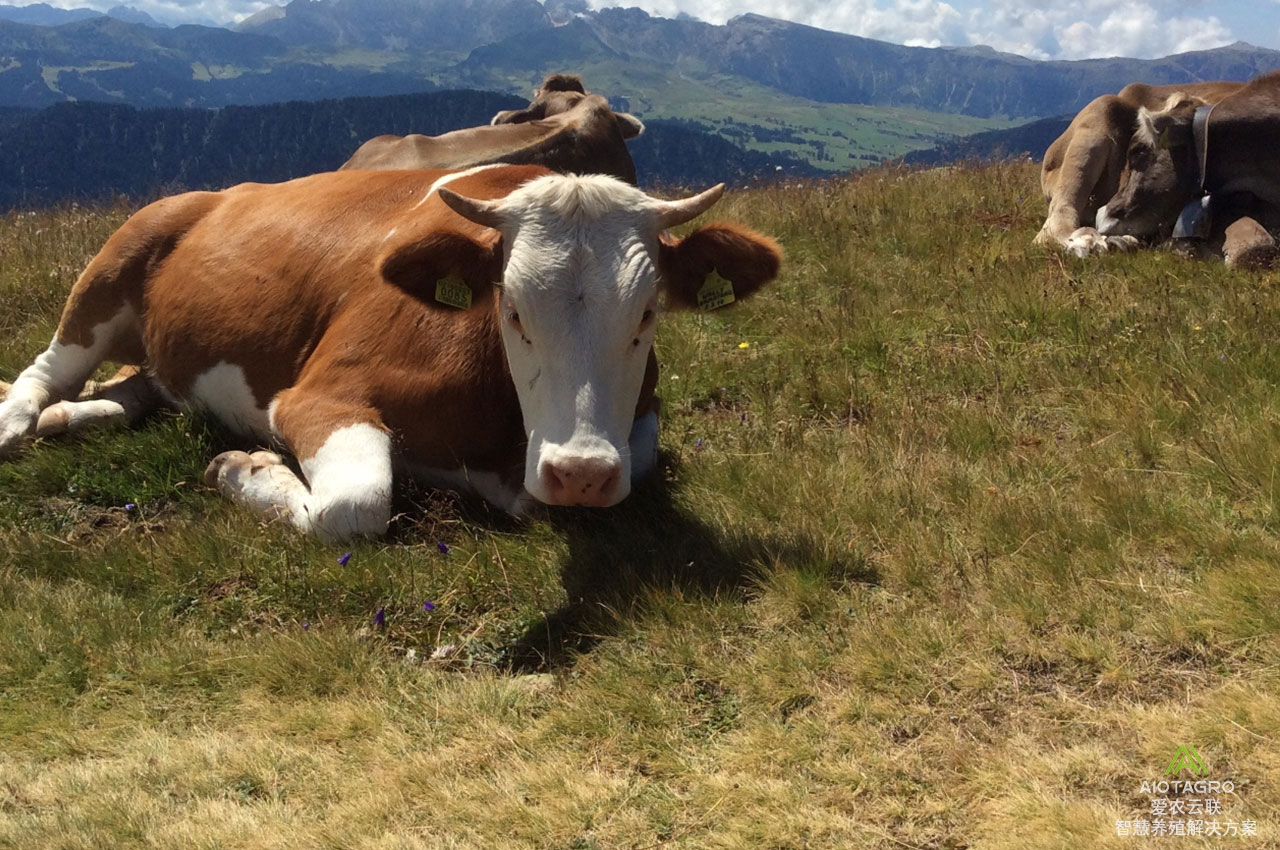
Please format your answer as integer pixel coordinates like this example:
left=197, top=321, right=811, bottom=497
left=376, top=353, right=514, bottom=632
left=535, top=444, right=625, bottom=507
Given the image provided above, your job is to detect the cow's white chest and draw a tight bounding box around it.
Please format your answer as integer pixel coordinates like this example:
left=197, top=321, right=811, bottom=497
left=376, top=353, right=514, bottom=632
left=180, top=362, right=271, bottom=439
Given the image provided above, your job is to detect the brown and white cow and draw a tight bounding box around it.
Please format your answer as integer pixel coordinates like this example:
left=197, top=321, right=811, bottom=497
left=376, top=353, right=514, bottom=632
left=1097, top=71, right=1280, bottom=258
left=1035, top=80, right=1243, bottom=257
left=0, top=165, right=781, bottom=539
left=340, top=74, right=645, bottom=185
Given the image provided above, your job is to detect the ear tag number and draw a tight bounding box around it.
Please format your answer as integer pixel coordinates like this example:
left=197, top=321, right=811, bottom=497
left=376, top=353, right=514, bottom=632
left=435, top=276, right=472, bottom=310
left=697, top=273, right=736, bottom=311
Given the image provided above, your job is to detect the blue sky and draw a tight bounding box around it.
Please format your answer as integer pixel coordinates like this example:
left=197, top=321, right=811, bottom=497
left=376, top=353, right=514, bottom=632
left=37, top=0, right=1280, bottom=60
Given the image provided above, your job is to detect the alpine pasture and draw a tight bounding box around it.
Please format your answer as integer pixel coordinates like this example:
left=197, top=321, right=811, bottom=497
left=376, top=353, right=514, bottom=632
left=1, top=161, right=1277, bottom=848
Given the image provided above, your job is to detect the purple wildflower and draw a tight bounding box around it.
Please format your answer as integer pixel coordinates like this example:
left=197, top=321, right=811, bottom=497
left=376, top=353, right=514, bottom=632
left=124, top=503, right=136, bottom=512
left=423, top=600, right=436, bottom=612
left=695, top=438, right=704, bottom=450
left=303, top=621, right=310, bottom=631
left=337, top=552, right=351, bottom=567
left=436, top=541, right=450, bottom=555
left=373, top=607, right=386, bottom=628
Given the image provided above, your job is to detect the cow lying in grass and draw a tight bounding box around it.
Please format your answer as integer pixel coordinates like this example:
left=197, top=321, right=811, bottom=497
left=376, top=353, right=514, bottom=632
left=0, top=165, right=781, bottom=539
left=1034, top=80, right=1243, bottom=258
left=1096, top=71, right=1280, bottom=269
left=341, top=74, right=644, bottom=185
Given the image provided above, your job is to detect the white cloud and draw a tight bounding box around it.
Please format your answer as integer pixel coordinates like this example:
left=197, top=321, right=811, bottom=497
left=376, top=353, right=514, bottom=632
left=588, top=0, right=1243, bottom=60
left=967, top=0, right=1233, bottom=59
left=39, top=0, right=274, bottom=26
left=31, top=0, right=1255, bottom=59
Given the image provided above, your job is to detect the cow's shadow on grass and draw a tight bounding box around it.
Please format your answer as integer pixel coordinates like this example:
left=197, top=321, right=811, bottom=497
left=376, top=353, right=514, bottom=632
left=498, top=451, right=878, bottom=673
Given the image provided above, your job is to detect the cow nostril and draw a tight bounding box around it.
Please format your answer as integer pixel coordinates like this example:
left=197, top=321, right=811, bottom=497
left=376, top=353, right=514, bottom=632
left=540, top=456, right=623, bottom=506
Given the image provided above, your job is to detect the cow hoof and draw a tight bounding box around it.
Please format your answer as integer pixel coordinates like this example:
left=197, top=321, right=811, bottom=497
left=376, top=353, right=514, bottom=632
left=1105, top=235, right=1139, bottom=252
left=0, top=399, right=37, bottom=459
left=34, top=403, right=71, bottom=436
left=204, top=450, right=286, bottom=489
left=205, top=450, right=252, bottom=488
left=1064, top=227, right=1104, bottom=257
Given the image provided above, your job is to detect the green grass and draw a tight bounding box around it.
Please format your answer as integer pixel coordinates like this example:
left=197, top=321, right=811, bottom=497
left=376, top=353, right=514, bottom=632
left=1, top=163, right=1278, bottom=848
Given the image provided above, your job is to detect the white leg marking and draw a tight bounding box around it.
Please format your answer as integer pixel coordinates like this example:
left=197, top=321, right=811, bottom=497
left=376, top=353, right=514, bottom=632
left=34, top=372, right=163, bottom=437
left=36, top=399, right=128, bottom=436
left=628, top=410, right=659, bottom=482
left=300, top=424, right=393, bottom=540
left=208, top=425, right=393, bottom=541
left=185, top=362, right=271, bottom=440
left=0, top=307, right=139, bottom=457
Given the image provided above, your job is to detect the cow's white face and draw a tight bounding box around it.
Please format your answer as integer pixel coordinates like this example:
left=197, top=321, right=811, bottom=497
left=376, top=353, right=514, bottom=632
left=441, top=174, right=723, bottom=507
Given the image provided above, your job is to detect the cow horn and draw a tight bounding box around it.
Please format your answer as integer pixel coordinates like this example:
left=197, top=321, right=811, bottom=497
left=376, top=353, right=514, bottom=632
left=438, top=188, right=504, bottom=229
left=656, top=184, right=726, bottom=230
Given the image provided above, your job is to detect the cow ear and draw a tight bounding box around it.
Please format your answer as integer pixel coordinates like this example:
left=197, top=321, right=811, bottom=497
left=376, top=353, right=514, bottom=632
left=379, top=231, right=501, bottom=311
left=615, top=112, right=645, bottom=139
left=658, top=223, right=782, bottom=311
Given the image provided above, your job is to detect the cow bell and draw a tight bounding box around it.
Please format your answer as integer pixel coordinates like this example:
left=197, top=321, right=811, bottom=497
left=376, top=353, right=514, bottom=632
left=1172, top=194, right=1213, bottom=241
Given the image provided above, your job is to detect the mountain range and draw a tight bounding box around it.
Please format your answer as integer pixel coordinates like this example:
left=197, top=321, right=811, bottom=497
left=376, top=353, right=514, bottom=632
left=1, top=0, right=1279, bottom=174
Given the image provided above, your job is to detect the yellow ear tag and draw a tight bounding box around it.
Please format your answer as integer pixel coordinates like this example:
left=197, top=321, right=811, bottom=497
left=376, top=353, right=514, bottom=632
left=434, top=276, right=472, bottom=310
left=1157, top=128, right=1171, bottom=150
left=697, top=273, right=736, bottom=311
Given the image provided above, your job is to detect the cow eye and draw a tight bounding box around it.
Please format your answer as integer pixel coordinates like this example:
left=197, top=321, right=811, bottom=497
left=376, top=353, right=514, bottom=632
left=507, top=310, right=531, bottom=344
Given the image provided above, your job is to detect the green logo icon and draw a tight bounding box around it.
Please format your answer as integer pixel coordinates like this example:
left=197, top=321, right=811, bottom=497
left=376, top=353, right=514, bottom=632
left=1166, top=744, right=1207, bottom=777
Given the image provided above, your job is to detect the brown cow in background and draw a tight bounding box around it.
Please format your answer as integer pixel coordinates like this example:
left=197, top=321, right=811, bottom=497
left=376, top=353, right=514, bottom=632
left=341, top=74, right=644, bottom=185
left=1035, top=80, right=1243, bottom=257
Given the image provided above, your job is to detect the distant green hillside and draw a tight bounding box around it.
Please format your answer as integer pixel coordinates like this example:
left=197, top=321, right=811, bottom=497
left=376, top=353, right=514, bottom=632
left=902, top=115, right=1074, bottom=168
left=0, top=90, right=815, bottom=208
left=453, top=62, right=1012, bottom=171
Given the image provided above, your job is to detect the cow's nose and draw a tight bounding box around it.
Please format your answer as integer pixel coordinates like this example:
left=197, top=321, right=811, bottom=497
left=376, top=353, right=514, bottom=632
left=539, top=455, right=623, bottom=507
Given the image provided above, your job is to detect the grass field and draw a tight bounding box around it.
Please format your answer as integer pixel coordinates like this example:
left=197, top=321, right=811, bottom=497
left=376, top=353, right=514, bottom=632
left=1, top=162, right=1278, bottom=848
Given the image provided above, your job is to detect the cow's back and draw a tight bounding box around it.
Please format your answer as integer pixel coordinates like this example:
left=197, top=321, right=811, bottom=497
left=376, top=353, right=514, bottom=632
left=339, top=95, right=639, bottom=185
left=1201, top=72, right=1280, bottom=206
left=137, top=168, right=533, bottom=452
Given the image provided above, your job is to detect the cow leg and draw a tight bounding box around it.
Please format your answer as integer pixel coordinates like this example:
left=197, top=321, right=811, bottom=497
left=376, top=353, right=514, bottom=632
left=34, top=369, right=166, bottom=437
left=1036, top=133, right=1112, bottom=249
left=205, top=391, right=392, bottom=541
left=1223, top=216, right=1278, bottom=270
left=0, top=308, right=141, bottom=458
left=1038, top=128, right=1141, bottom=257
